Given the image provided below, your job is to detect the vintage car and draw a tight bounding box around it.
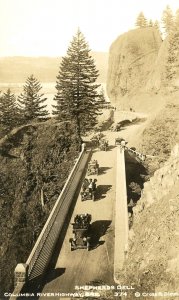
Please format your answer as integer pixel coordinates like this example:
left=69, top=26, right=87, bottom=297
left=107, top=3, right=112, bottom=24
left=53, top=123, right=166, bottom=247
left=99, top=139, right=108, bottom=151
left=87, top=160, right=99, bottom=175
left=111, top=123, right=121, bottom=132
left=81, top=179, right=97, bottom=201
left=90, top=132, right=104, bottom=147
left=69, top=214, right=92, bottom=251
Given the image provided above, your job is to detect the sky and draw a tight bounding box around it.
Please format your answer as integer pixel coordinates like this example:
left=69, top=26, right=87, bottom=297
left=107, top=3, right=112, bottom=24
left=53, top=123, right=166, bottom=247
left=0, top=0, right=179, bottom=57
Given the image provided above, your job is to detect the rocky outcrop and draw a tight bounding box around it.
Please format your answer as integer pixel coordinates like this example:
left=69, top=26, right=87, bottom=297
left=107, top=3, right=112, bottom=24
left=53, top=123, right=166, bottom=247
left=138, top=101, right=179, bottom=174
left=118, top=144, right=179, bottom=297
left=107, top=28, right=162, bottom=105
left=135, top=143, right=179, bottom=212
left=146, top=38, right=169, bottom=91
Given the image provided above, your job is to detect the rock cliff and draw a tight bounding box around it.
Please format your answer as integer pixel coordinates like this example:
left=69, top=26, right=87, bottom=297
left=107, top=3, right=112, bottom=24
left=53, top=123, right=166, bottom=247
left=119, top=144, right=179, bottom=297
left=117, top=101, right=179, bottom=296
left=146, top=37, right=169, bottom=92
left=107, top=28, right=162, bottom=106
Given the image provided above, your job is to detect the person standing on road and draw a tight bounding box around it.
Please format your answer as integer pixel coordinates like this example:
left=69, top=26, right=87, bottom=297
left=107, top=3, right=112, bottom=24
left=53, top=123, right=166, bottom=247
left=82, top=178, right=89, bottom=191
left=120, top=139, right=127, bottom=151
left=88, top=179, right=93, bottom=195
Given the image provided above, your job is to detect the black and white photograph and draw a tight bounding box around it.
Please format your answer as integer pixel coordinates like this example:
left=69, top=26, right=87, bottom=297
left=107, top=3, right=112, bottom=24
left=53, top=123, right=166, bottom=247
left=1, top=0, right=179, bottom=299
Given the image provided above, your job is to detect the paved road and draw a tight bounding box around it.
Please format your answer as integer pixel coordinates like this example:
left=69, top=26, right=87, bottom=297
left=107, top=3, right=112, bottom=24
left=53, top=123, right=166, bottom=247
left=39, top=141, right=116, bottom=298
left=37, top=111, right=147, bottom=299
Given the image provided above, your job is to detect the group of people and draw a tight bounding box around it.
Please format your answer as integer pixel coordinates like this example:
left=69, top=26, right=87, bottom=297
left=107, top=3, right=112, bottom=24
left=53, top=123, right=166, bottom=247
left=88, top=159, right=99, bottom=174
left=99, top=139, right=108, bottom=151
left=74, top=213, right=91, bottom=229
left=91, top=159, right=99, bottom=168
left=91, top=131, right=104, bottom=147
left=128, top=146, right=146, bottom=162
left=82, top=178, right=97, bottom=193
left=96, top=131, right=104, bottom=141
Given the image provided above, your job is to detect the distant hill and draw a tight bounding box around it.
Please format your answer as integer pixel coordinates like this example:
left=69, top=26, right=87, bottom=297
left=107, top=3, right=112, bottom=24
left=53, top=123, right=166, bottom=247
left=0, top=52, right=108, bottom=83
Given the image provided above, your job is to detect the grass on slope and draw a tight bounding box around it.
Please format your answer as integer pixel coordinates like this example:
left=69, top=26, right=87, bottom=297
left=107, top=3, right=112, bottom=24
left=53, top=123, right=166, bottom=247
left=139, top=100, right=179, bottom=174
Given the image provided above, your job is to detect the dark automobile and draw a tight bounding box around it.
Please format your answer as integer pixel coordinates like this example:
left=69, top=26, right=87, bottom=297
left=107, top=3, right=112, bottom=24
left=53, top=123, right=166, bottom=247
left=69, top=214, right=92, bottom=251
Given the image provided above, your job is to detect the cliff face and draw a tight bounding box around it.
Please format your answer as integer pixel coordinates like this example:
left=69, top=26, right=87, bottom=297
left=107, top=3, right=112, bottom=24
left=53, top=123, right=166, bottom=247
left=107, top=28, right=162, bottom=105
left=117, top=100, right=179, bottom=296
left=119, top=144, right=179, bottom=296
left=145, top=38, right=169, bottom=92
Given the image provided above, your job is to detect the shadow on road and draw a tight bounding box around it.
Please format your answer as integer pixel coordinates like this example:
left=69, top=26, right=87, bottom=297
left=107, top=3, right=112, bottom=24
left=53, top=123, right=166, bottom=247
left=90, top=220, right=111, bottom=250
left=95, top=184, right=112, bottom=201
left=20, top=267, right=66, bottom=300
left=99, top=167, right=111, bottom=175
left=43, top=268, right=66, bottom=285
left=19, top=152, right=93, bottom=299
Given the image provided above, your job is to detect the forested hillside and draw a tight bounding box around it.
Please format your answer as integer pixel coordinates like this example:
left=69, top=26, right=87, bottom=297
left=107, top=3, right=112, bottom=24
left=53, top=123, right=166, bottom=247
left=0, top=120, right=81, bottom=295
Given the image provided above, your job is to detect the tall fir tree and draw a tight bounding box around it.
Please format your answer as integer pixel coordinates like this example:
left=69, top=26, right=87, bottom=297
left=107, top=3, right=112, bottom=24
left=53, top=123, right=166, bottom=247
left=18, top=75, right=49, bottom=123
left=162, top=5, right=174, bottom=36
left=53, top=29, right=101, bottom=137
left=135, top=12, right=147, bottom=28
left=165, top=30, right=179, bottom=90
left=0, top=89, right=20, bottom=132
left=97, top=86, right=107, bottom=107
left=153, top=20, right=162, bottom=38
left=164, top=8, right=179, bottom=90
left=148, top=19, right=153, bottom=27
left=154, top=20, right=160, bottom=31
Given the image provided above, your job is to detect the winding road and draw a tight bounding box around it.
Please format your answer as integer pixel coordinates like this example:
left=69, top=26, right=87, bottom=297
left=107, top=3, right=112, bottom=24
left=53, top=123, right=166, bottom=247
left=37, top=111, right=147, bottom=299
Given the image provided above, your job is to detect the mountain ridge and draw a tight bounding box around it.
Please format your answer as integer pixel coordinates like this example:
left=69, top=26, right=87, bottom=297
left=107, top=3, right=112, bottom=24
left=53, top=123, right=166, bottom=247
left=0, top=52, right=108, bottom=83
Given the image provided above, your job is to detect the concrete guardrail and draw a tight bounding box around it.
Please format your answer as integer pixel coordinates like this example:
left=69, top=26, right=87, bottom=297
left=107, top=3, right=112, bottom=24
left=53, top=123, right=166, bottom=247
left=9, top=144, right=90, bottom=299
left=114, top=146, right=129, bottom=283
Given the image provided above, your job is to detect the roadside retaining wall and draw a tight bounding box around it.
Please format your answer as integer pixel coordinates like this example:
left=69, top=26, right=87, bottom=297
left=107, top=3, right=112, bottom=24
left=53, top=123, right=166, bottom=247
left=114, top=146, right=129, bottom=282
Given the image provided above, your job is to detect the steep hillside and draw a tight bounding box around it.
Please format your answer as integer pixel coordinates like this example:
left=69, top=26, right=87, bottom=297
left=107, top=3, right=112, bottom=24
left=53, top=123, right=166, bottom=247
left=0, top=120, right=81, bottom=296
left=138, top=97, right=179, bottom=174
left=105, top=24, right=179, bottom=299
left=113, top=98, right=179, bottom=298
left=107, top=27, right=162, bottom=106
left=119, top=144, right=179, bottom=298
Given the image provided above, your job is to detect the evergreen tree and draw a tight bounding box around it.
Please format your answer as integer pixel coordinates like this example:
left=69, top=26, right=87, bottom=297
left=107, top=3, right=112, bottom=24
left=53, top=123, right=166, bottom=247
left=0, top=89, right=20, bottom=132
left=99, top=86, right=106, bottom=103
left=148, top=19, right=153, bottom=27
left=18, top=75, right=49, bottom=123
left=97, top=86, right=107, bottom=108
left=162, top=5, right=174, bottom=35
left=165, top=30, right=179, bottom=90
left=53, top=29, right=101, bottom=137
left=154, top=20, right=160, bottom=31
left=153, top=20, right=162, bottom=38
left=135, top=12, right=147, bottom=28
left=164, top=9, right=179, bottom=90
